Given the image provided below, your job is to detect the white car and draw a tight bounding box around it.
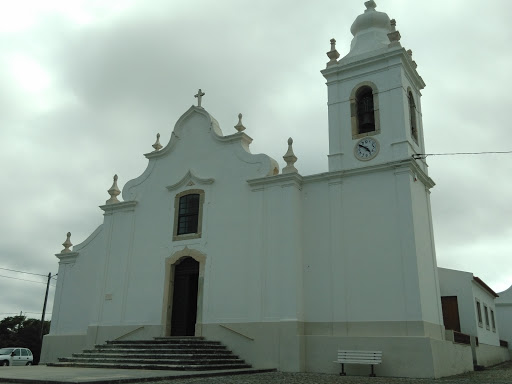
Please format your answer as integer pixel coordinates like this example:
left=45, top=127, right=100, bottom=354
left=0, top=348, right=33, bottom=366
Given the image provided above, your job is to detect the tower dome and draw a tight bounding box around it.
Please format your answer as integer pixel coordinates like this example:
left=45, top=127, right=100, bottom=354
left=346, top=1, right=392, bottom=58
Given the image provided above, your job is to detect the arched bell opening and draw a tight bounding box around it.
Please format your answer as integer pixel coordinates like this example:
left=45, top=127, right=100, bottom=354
left=350, top=81, right=380, bottom=139
left=356, top=86, right=376, bottom=134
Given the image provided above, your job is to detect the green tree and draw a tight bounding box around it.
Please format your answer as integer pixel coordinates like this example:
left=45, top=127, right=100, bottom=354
left=0, top=316, right=50, bottom=364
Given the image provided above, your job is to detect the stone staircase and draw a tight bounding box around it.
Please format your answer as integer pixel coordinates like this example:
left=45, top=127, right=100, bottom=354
left=47, top=337, right=252, bottom=371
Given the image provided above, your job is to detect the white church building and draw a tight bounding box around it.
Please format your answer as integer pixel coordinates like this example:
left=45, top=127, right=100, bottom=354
left=42, top=1, right=479, bottom=378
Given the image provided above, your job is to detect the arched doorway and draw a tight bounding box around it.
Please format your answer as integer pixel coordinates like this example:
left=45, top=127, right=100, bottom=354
left=170, top=257, right=199, bottom=336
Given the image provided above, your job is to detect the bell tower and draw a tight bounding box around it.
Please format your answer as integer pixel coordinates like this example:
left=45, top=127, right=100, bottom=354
left=311, top=3, right=474, bottom=377
left=322, top=0, right=427, bottom=173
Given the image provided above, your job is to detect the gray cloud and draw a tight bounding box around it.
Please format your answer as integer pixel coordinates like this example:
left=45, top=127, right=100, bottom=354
left=1, top=0, right=511, bottom=320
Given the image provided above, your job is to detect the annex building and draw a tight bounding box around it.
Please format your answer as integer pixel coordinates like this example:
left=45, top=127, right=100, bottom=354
left=42, top=1, right=483, bottom=377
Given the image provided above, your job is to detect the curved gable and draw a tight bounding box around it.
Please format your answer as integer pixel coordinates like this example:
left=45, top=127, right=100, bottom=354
left=122, top=106, right=278, bottom=201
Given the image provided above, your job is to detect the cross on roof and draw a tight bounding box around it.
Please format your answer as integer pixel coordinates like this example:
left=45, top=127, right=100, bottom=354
left=194, top=89, right=205, bottom=107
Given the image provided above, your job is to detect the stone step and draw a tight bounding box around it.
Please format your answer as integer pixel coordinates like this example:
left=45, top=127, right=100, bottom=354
left=59, top=357, right=247, bottom=365
left=82, top=348, right=232, bottom=355
left=108, top=339, right=221, bottom=345
left=54, top=337, right=251, bottom=372
left=48, top=362, right=252, bottom=371
left=74, top=352, right=237, bottom=359
left=97, top=343, right=226, bottom=350
left=153, top=336, right=204, bottom=340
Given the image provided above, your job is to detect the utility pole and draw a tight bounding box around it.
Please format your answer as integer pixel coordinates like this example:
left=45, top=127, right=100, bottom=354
left=40, top=273, right=52, bottom=340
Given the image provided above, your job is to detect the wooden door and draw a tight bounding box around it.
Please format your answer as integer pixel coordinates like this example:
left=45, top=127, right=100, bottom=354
left=171, top=257, right=199, bottom=336
left=441, top=296, right=461, bottom=332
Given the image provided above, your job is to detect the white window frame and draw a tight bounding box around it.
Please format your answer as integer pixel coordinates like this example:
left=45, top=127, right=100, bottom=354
left=490, top=308, right=496, bottom=332
left=484, top=304, right=490, bottom=330
left=476, top=299, right=483, bottom=328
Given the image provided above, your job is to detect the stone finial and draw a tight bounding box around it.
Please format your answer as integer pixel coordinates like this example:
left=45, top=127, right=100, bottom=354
left=234, top=113, right=246, bottom=132
left=152, top=133, right=162, bottom=151
left=365, top=0, right=377, bottom=11
left=106, top=174, right=121, bottom=204
left=406, top=49, right=418, bottom=69
left=282, top=137, right=298, bottom=174
left=194, top=89, right=205, bottom=107
left=326, top=38, right=340, bottom=67
left=61, top=232, right=72, bottom=253
left=387, top=19, right=401, bottom=47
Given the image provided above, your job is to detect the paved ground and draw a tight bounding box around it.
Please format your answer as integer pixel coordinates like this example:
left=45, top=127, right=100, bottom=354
left=149, top=361, right=512, bottom=384
left=0, top=362, right=511, bottom=384
left=0, top=366, right=272, bottom=384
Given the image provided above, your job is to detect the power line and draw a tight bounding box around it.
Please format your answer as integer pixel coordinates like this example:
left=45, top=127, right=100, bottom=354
left=0, top=267, right=48, bottom=277
left=413, top=150, right=512, bottom=159
left=0, top=274, right=56, bottom=287
left=0, top=274, right=47, bottom=284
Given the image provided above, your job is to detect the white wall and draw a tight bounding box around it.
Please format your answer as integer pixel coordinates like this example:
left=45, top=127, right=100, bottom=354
left=49, top=225, right=104, bottom=335
left=496, top=285, right=512, bottom=349
left=438, top=268, right=500, bottom=346
left=300, top=165, right=443, bottom=336
left=472, top=282, right=499, bottom=346
left=438, top=268, right=477, bottom=337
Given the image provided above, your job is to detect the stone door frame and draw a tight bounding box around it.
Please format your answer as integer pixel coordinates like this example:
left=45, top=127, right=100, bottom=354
left=162, top=247, right=206, bottom=337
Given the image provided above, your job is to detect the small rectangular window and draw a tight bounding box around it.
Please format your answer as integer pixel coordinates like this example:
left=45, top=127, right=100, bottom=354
left=476, top=300, right=483, bottom=327
left=484, top=304, right=490, bottom=330
left=177, top=194, right=200, bottom=235
left=491, top=309, right=496, bottom=332
left=173, top=190, right=205, bottom=241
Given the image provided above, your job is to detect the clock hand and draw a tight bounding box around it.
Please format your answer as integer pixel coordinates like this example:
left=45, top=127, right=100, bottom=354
left=358, top=144, right=371, bottom=153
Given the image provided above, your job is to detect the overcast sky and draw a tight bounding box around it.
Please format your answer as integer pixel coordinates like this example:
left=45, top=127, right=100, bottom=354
left=1, top=0, right=511, bottom=322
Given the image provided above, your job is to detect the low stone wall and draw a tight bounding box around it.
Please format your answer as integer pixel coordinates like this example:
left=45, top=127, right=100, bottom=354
left=475, top=343, right=510, bottom=367
left=40, top=334, right=87, bottom=364
left=203, top=322, right=474, bottom=378
left=305, top=335, right=473, bottom=378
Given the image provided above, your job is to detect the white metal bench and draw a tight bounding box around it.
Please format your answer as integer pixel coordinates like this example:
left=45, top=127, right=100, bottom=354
left=334, top=350, right=382, bottom=377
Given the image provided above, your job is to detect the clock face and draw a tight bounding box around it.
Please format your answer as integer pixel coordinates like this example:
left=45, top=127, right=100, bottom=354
left=354, top=137, right=379, bottom=161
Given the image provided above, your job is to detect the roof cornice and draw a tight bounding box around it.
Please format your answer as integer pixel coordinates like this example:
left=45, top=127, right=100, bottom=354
left=473, top=276, right=499, bottom=298
left=248, top=158, right=434, bottom=189
left=322, top=47, right=425, bottom=91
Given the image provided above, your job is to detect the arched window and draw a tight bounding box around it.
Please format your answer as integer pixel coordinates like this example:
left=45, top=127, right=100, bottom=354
left=408, top=91, right=418, bottom=142
left=356, top=86, right=375, bottom=134
left=173, top=190, right=205, bottom=240
left=350, top=82, right=380, bottom=139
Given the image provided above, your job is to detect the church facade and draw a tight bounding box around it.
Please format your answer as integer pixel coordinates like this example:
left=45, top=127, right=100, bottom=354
left=41, top=1, right=475, bottom=378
